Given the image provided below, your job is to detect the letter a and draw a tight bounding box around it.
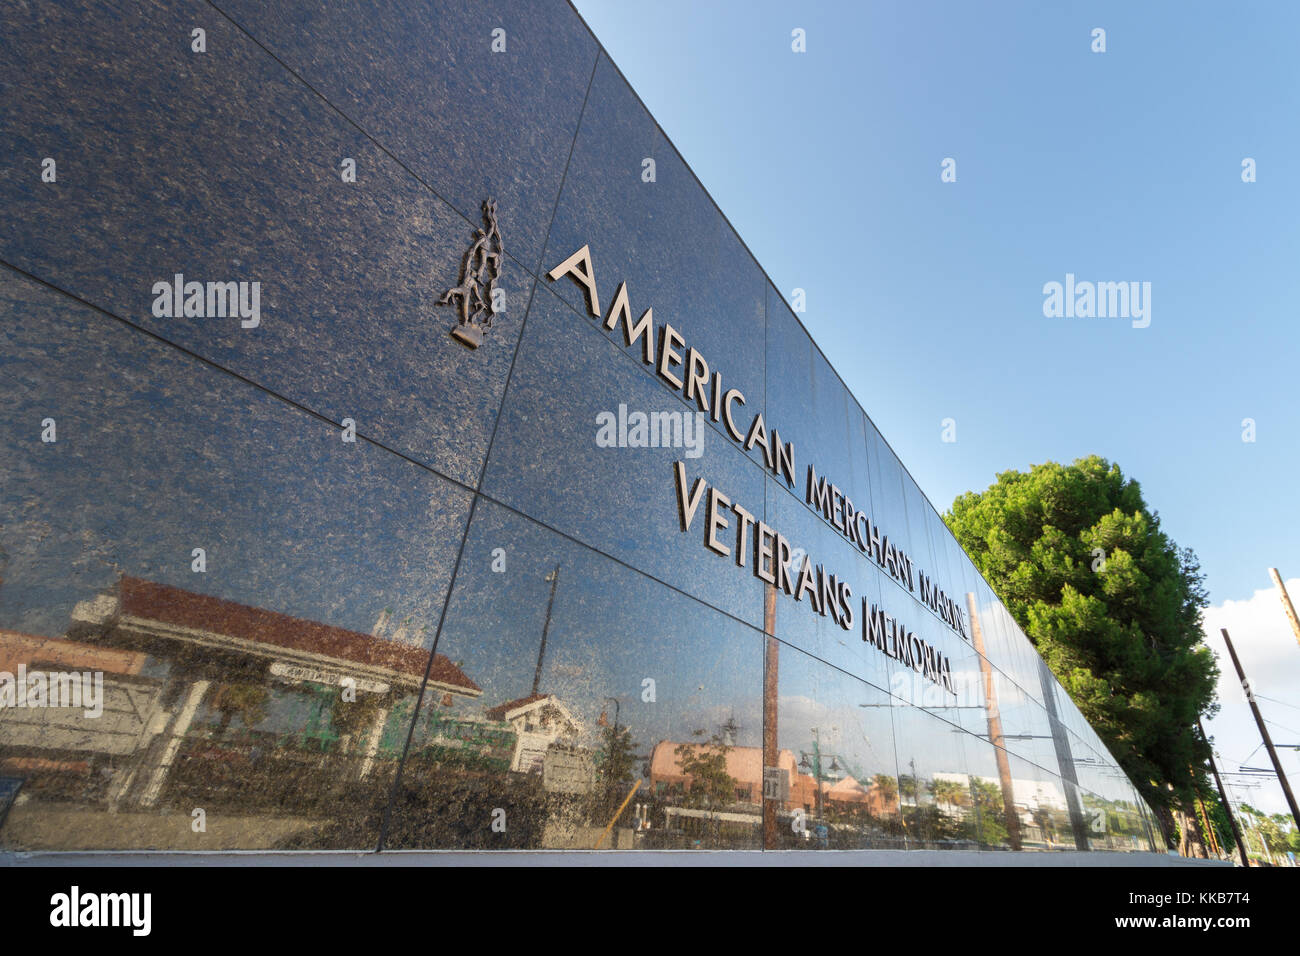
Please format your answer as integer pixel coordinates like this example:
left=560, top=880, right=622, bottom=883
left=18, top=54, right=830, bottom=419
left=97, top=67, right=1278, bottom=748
left=547, top=245, right=600, bottom=317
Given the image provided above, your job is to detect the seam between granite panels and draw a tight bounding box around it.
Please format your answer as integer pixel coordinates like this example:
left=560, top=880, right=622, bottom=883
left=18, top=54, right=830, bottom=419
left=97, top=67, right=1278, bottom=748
left=212, top=0, right=1044, bottom=711
left=201, top=0, right=547, bottom=285
left=375, top=46, right=602, bottom=852
left=208, top=0, right=956, bottom=657
left=0, top=258, right=782, bottom=708
left=1, top=254, right=1060, bottom=809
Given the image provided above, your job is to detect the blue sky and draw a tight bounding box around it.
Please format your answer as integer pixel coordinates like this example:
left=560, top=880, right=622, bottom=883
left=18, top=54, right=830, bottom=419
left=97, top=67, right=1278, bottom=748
left=572, top=0, right=1298, bottom=607
left=574, top=0, right=1300, bottom=818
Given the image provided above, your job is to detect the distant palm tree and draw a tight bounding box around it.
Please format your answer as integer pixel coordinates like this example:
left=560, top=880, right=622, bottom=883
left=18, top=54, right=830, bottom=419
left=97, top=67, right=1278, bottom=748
left=929, top=778, right=969, bottom=807
left=872, top=774, right=898, bottom=806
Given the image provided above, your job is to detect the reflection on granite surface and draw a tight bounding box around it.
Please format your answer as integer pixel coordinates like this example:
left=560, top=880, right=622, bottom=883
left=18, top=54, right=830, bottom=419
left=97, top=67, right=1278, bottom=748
left=0, top=0, right=1160, bottom=853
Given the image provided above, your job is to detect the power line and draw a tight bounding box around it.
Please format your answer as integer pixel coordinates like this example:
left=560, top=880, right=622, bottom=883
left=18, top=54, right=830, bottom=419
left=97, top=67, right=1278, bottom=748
left=1261, top=716, right=1300, bottom=739
left=1219, top=628, right=1300, bottom=830
left=1256, top=694, right=1300, bottom=713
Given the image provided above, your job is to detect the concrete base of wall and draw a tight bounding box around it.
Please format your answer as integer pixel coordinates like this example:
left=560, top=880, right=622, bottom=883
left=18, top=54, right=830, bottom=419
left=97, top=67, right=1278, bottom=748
left=0, top=804, right=323, bottom=851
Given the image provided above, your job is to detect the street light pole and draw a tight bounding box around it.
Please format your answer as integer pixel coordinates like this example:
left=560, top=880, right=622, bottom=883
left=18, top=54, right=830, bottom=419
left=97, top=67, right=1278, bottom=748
left=810, top=728, right=824, bottom=822
left=603, top=695, right=621, bottom=810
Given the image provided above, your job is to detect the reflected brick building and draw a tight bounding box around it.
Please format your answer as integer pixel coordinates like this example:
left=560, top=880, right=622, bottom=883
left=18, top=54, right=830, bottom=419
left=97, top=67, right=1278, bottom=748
left=649, top=742, right=896, bottom=816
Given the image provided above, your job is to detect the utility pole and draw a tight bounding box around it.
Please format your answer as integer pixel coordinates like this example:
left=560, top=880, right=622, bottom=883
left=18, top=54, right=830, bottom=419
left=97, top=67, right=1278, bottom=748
left=762, top=584, right=779, bottom=850
left=1199, top=718, right=1249, bottom=867
left=968, top=593, right=1023, bottom=850
left=532, top=564, right=560, bottom=696
left=1195, top=787, right=1221, bottom=858
left=1268, top=568, right=1300, bottom=650
left=1220, top=628, right=1300, bottom=831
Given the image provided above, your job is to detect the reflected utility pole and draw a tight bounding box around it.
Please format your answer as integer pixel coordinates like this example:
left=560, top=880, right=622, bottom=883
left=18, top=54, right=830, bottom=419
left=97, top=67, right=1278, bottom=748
left=602, top=695, right=621, bottom=813
left=762, top=583, right=779, bottom=849
left=967, top=593, right=1022, bottom=850
left=532, top=564, right=560, bottom=696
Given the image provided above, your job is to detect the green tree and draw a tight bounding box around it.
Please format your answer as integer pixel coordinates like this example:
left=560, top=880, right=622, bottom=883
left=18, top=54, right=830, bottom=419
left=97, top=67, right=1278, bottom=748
left=903, top=804, right=956, bottom=842
left=898, top=773, right=919, bottom=802
left=1237, top=805, right=1288, bottom=861
left=594, top=723, right=640, bottom=818
left=944, top=456, right=1219, bottom=849
left=1195, top=789, right=1237, bottom=859
left=1264, top=813, right=1296, bottom=856
left=330, top=691, right=386, bottom=741
left=872, top=773, right=899, bottom=807
left=964, top=779, right=1010, bottom=846
left=210, top=682, right=268, bottom=737
left=674, top=723, right=737, bottom=809
left=930, top=778, right=970, bottom=808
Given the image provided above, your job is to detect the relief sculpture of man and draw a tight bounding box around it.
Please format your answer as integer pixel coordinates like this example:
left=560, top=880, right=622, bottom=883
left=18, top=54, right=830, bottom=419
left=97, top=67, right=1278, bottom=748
left=439, top=199, right=504, bottom=348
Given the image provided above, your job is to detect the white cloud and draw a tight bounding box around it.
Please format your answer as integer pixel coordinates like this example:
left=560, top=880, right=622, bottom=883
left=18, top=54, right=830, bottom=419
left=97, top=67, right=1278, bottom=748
left=1201, top=577, right=1300, bottom=820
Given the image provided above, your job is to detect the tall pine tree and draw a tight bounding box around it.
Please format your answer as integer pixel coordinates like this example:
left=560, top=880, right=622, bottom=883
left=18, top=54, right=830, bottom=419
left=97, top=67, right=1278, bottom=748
left=944, top=455, right=1219, bottom=852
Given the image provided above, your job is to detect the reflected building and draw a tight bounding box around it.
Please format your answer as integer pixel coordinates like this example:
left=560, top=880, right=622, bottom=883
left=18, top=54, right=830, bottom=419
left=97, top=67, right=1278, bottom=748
left=485, top=694, right=581, bottom=773
left=0, top=0, right=1161, bottom=855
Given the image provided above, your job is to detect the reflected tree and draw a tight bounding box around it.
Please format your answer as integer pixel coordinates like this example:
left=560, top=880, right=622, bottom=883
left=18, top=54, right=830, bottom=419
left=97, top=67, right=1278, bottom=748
left=210, top=682, right=268, bottom=738
left=872, top=773, right=898, bottom=806
left=675, top=722, right=737, bottom=810
left=929, top=778, right=970, bottom=808
left=899, top=774, right=919, bottom=803
left=964, top=779, right=1010, bottom=846
left=594, top=723, right=640, bottom=820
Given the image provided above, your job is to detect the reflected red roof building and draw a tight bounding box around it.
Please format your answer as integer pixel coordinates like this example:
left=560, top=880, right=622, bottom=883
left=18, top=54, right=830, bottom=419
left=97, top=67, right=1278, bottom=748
left=485, top=693, right=551, bottom=721
left=71, top=576, right=480, bottom=697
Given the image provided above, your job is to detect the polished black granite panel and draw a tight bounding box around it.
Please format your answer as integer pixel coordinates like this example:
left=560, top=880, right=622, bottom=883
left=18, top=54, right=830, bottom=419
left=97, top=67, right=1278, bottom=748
left=762, top=469, right=897, bottom=695
left=541, top=53, right=767, bottom=468
left=774, top=646, right=903, bottom=850
left=216, top=0, right=599, bottom=273
left=0, top=0, right=528, bottom=485
left=0, top=266, right=473, bottom=849
left=379, top=497, right=765, bottom=850
left=765, top=282, right=875, bottom=527
left=481, top=282, right=768, bottom=630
